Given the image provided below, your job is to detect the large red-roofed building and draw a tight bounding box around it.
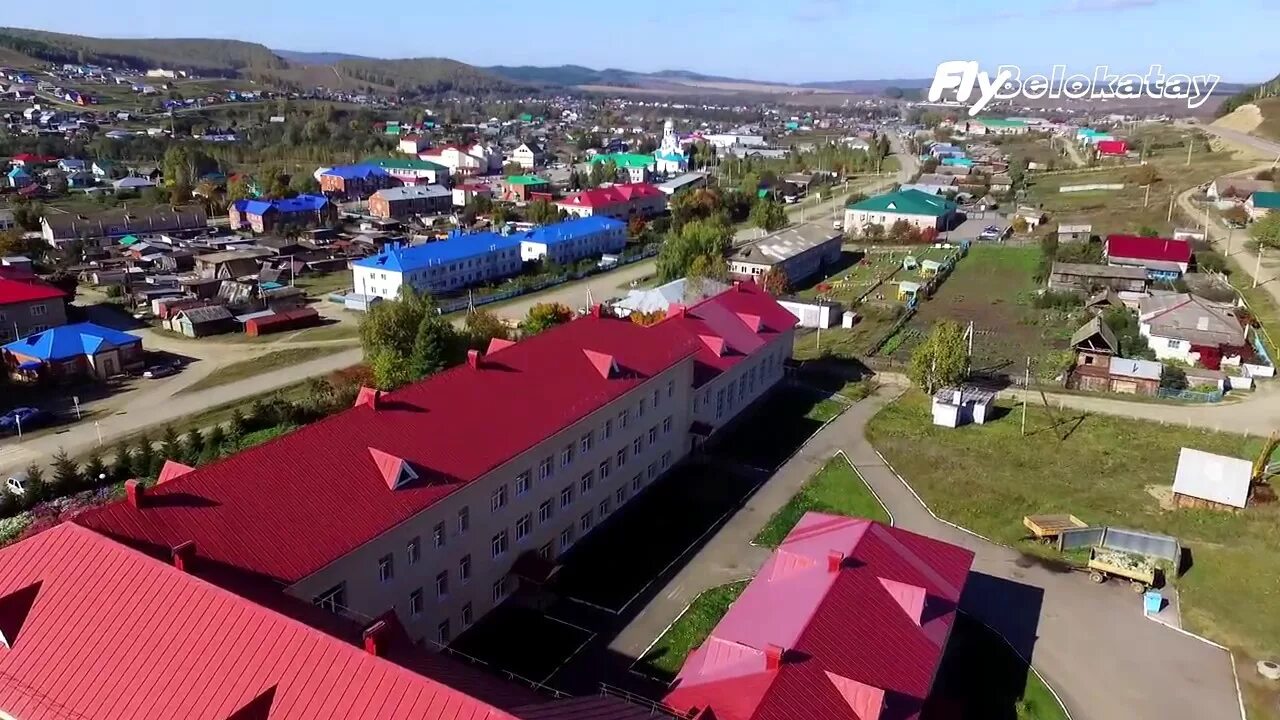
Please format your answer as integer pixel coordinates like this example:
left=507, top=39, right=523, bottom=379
left=0, top=272, right=67, bottom=342
left=78, top=283, right=797, bottom=650
left=664, top=512, right=975, bottom=720
left=1103, top=234, right=1192, bottom=281
left=557, top=183, right=666, bottom=220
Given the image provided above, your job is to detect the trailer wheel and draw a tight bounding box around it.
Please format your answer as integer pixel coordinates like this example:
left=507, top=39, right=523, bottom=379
left=1089, top=571, right=1105, bottom=583
left=1130, top=581, right=1147, bottom=593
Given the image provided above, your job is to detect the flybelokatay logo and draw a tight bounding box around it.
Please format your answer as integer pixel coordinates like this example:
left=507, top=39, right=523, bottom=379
left=928, top=61, right=1221, bottom=116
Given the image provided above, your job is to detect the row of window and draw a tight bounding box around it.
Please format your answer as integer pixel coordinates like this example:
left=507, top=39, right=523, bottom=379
left=694, top=347, right=785, bottom=419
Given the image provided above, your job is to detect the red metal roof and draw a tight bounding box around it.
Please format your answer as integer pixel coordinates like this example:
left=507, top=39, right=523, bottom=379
left=559, top=183, right=663, bottom=208
left=0, top=277, right=65, bottom=306
left=78, top=312, right=704, bottom=583
left=664, top=513, right=974, bottom=720
left=660, top=283, right=798, bottom=388
left=1095, top=140, right=1129, bottom=156
left=1104, top=234, right=1192, bottom=264
left=0, top=524, right=524, bottom=720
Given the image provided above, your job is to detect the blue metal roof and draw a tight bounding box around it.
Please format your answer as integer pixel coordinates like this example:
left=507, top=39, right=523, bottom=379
left=234, top=194, right=330, bottom=216
left=321, top=164, right=390, bottom=181
left=3, top=322, right=142, bottom=361
left=353, top=232, right=522, bottom=273
left=518, top=216, right=625, bottom=248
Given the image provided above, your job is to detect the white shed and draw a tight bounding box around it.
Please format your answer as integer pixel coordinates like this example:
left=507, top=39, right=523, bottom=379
left=1172, top=448, right=1252, bottom=511
left=931, top=385, right=996, bottom=428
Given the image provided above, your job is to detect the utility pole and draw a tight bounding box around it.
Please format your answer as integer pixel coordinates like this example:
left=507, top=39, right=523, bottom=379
left=1143, top=184, right=1150, bottom=207
left=1167, top=194, right=1174, bottom=223
left=1255, top=246, right=1264, bottom=289
left=1186, top=140, right=1193, bottom=166
left=1021, top=356, right=1030, bottom=436
left=1227, top=226, right=1234, bottom=256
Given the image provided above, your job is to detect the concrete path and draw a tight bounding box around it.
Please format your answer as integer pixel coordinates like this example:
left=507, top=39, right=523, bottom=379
left=612, top=389, right=1241, bottom=720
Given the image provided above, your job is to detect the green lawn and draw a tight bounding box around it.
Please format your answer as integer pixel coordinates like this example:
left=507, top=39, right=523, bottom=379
left=928, top=614, right=1070, bottom=720
left=867, top=392, right=1280, bottom=719
left=755, top=455, right=890, bottom=547
left=294, top=272, right=353, bottom=298
left=177, top=346, right=350, bottom=394
left=636, top=580, right=748, bottom=679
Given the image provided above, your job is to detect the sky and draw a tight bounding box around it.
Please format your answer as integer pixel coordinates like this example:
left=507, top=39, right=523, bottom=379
left=4, top=0, right=1279, bottom=84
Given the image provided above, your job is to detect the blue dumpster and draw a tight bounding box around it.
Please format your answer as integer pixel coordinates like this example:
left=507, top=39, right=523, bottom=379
left=1143, top=590, right=1163, bottom=614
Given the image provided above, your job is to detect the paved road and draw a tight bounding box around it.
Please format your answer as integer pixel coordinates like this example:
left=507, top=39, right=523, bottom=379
left=612, top=388, right=1240, bottom=720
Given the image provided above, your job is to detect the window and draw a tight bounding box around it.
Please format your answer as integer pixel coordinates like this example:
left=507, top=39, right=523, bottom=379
left=539, top=456, right=553, bottom=481
left=1167, top=338, right=1180, bottom=348
left=662, top=451, right=672, bottom=470
left=648, top=426, right=658, bottom=444
left=667, top=380, right=674, bottom=398
left=616, top=486, right=626, bottom=504
left=693, top=394, right=700, bottom=412
left=492, top=577, right=508, bottom=603
left=313, top=583, right=346, bottom=613
left=29, top=304, right=46, bottom=317
left=619, top=409, right=629, bottom=429
left=633, top=474, right=643, bottom=491
left=580, top=510, right=593, bottom=532
left=462, top=602, right=474, bottom=627
left=616, top=447, right=627, bottom=467
left=491, top=484, right=507, bottom=513
left=561, top=444, right=574, bottom=467
left=716, top=389, right=725, bottom=419
left=579, top=469, right=596, bottom=494
left=652, top=388, right=660, bottom=407
left=580, top=432, right=592, bottom=453
left=436, top=570, right=449, bottom=598
left=539, top=542, right=553, bottom=560
left=516, top=512, right=531, bottom=540
left=459, top=554, right=471, bottom=582
left=648, top=462, right=657, bottom=480
left=749, top=367, right=757, bottom=392
left=638, top=398, right=646, bottom=418
left=539, top=499, right=554, bottom=524
left=410, top=588, right=423, bottom=618
left=739, top=377, right=747, bottom=401
left=633, top=436, right=642, bottom=455
left=599, top=497, right=610, bottom=517
left=599, top=459, right=611, bottom=481
left=515, top=470, right=531, bottom=496
left=663, top=416, right=672, bottom=435
left=560, top=525, right=575, bottom=550
left=491, top=530, right=508, bottom=558
left=604, top=418, right=613, bottom=439
left=438, top=619, right=452, bottom=645
left=378, top=554, right=394, bottom=583
left=560, top=485, right=574, bottom=508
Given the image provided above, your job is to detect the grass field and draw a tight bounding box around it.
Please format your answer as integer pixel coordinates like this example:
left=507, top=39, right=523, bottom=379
left=294, top=272, right=353, bottom=298
left=754, top=454, right=890, bottom=547
left=635, top=580, right=748, bottom=679
left=177, top=346, right=350, bottom=394
left=867, top=392, right=1280, bottom=718
left=888, top=246, right=1083, bottom=377
left=985, top=132, right=1063, bottom=168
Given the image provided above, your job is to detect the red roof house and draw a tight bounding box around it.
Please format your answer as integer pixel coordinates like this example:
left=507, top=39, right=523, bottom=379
left=1103, top=234, right=1192, bottom=277
left=0, top=523, right=531, bottom=720
left=0, top=276, right=65, bottom=307
left=664, top=513, right=974, bottom=720
left=10, top=153, right=58, bottom=167
left=1095, top=140, right=1129, bottom=157
left=557, top=183, right=666, bottom=219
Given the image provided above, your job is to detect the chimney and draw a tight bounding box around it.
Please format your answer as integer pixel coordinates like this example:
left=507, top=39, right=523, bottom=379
left=764, top=644, right=784, bottom=670
left=363, top=620, right=388, bottom=657
left=125, top=479, right=144, bottom=508
left=828, top=551, right=845, bottom=573
left=952, top=388, right=963, bottom=405
left=467, top=349, right=482, bottom=369
left=171, top=540, right=196, bottom=572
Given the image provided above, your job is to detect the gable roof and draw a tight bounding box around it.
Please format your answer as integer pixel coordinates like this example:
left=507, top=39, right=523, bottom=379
left=77, top=313, right=703, bottom=584
left=0, top=276, right=64, bottom=306
left=519, top=216, right=625, bottom=247
left=1172, top=448, right=1252, bottom=508
left=847, top=189, right=957, bottom=217
left=320, top=164, right=391, bottom=181
left=664, top=513, right=974, bottom=720
left=558, top=183, right=663, bottom=208
left=363, top=156, right=448, bottom=173
left=352, top=232, right=522, bottom=273
left=1138, top=293, right=1245, bottom=346
left=729, top=225, right=842, bottom=266
left=372, top=185, right=451, bottom=202
left=589, top=153, right=656, bottom=170
left=3, top=322, right=141, bottom=361
left=1104, top=235, right=1192, bottom=264
left=0, top=524, right=522, bottom=720
left=658, top=283, right=798, bottom=388
left=1070, top=317, right=1118, bottom=354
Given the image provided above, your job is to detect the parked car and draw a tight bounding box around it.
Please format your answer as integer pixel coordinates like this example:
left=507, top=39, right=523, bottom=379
left=143, top=363, right=178, bottom=379
left=6, top=473, right=28, bottom=496
left=0, top=407, right=48, bottom=433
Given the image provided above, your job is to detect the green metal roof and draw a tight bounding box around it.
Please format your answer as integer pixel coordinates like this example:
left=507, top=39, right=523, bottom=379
left=363, top=156, right=448, bottom=172
left=1252, top=191, right=1280, bottom=209
left=976, top=118, right=1027, bottom=127
left=505, top=175, right=549, bottom=185
left=847, top=189, right=958, bottom=216
left=590, top=153, right=655, bottom=170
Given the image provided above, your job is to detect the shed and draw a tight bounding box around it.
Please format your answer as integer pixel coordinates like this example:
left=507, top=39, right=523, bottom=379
left=1172, top=448, right=1252, bottom=511
left=920, top=259, right=943, bottom=277
left=170, top=305, right=234, bottom=338
left=245, top=307, right=321, bottom=337
left=897, top=280, right=921, bottom=301
left=931, top=385, right=996, bottom=428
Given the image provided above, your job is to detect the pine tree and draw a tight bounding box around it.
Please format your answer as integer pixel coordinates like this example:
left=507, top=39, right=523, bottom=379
left=82, top=452, right=108, bottom=489
left=203, top=425, right=227, bottom=463
left=22, top=463, right=46, bottom=505
left=159, top=425, right=181, bottom=461
left=110, top=441, right=133, bottom=481
left=134, top=433, right=155, bottom=479
left=50, top=449, right=82, bottom=496
left=228, top=409, right=248, bottom=441
left=410, top=313, right=458, bottom=379
left=182, top=428, right=205, bottom=465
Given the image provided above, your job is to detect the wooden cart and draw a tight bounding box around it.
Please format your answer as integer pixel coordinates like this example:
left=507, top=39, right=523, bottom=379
left=1087, top=547, right=1158, bottom=592
left=1023, top=514, right=1087, bottom=543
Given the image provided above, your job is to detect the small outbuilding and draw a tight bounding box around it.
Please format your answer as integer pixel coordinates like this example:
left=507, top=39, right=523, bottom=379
left=931, top=385, right=996, bottom=428
left=1172, top=447, right=1253, bottom=511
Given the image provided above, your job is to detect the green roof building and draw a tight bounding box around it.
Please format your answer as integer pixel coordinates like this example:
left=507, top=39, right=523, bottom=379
left=590, top=153, right=656, bottom=170
left=362, top=157, right=449, bottom=180
left=844, top=189, right=959, bottom=235
left=505, top=175, right=549, bottom=186
left=1250, top=191, right=1280, bottom=212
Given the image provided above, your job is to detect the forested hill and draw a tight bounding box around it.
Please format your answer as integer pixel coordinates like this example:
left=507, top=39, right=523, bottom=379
left=0, top=27, right=286, bottom=76
left=1216, top=72, right=1280, bottom=117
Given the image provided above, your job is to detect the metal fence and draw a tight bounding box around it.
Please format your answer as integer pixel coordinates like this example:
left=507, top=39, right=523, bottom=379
left=1060, top=526, right=1180, bottom=563
left=1156, top=387, right=1224, bottom=403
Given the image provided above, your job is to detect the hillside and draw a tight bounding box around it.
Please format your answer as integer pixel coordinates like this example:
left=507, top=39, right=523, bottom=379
left=332, top=58, right=522, bottom=95
left=485, top=64, right=637, bottom=87
left=273, top=49, right=375, bottom=66
left=0, top=26, right=286, bottom=75
left=1216, top=72, right=1280, bottom=117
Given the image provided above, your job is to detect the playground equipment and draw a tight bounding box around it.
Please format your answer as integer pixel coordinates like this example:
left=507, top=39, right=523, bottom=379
left=902, top=255, right=918, bottom=271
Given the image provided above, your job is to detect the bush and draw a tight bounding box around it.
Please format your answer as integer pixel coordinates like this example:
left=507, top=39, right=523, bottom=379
left=1032, top=290, right=1083, bottom=310
left=1160, top=364, right=1188, bottom=390
left=104, top=284, right=125, bottom=298
left=0, top=514, right=32, bottom=545
left=1195, top=251, right=1228, bottom=274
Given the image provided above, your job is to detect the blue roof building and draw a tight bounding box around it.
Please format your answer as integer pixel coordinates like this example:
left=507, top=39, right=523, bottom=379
left=319, top=164, right=396, bottom=199
left=517, top=216, right=627, bottom=264
left=230, top=194, right=335, bottom=232
left=352, top=231, right=524, bottom=299
left=3, top=322, right=144, bottom=380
